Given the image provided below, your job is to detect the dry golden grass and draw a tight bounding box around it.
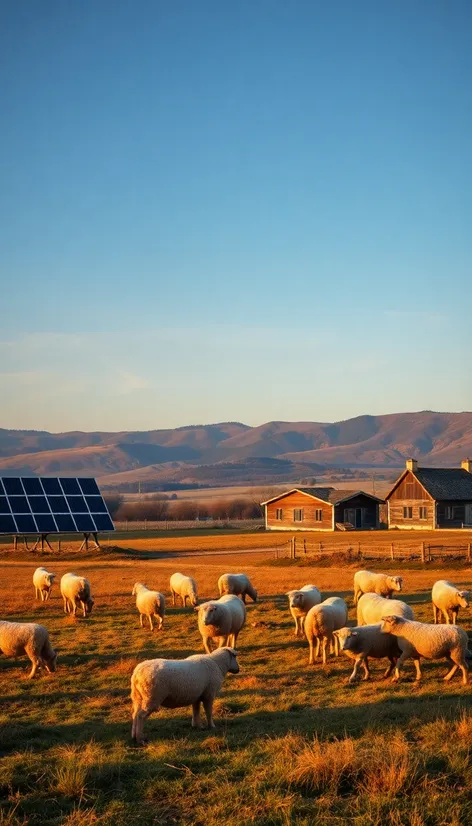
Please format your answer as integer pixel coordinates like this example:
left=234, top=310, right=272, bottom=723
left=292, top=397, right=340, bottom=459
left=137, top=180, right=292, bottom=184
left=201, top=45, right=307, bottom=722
left=0, top=545, right=471, bottom=824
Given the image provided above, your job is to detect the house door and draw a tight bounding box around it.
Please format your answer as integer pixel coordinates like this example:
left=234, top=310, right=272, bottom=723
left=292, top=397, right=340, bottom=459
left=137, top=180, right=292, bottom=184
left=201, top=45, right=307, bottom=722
left=465, top=505, right=472, bottom=526
left=355, top=508, right=362, bottom=528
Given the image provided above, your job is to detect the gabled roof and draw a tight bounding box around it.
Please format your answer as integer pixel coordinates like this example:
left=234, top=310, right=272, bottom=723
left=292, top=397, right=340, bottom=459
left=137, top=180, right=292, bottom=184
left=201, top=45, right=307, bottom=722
left=386, top=467, right=472, bottom=502
left=261, top=487, right=384, bottom=506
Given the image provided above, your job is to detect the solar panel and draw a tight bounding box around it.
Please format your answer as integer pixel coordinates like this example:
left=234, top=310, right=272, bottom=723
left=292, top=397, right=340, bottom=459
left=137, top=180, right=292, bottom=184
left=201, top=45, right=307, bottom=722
left=0, top=477, right=115, bottom=535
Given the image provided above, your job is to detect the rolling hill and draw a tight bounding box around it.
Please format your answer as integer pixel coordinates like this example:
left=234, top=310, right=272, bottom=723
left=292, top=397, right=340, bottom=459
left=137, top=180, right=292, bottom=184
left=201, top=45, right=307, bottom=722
left=0, top=412, right=471, bottom=487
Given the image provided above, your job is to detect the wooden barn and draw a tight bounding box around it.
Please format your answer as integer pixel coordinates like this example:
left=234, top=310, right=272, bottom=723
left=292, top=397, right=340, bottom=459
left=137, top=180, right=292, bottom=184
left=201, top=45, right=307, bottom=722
left=386, top=458, right=472, bottom=529
left=262, top=487, right=383, bottom=532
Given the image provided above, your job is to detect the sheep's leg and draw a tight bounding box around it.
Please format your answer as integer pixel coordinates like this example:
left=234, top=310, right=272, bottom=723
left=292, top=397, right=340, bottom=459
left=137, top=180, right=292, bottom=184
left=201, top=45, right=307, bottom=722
left=413, top=659, right=422, bottom=681
left=294, top=616, right=301, bottom=637
left=308, top=636, right=315, bottom=666
left=203, top=638, right=212, bottom=655
left=156, top=615, right=163, bottom=631
left=139, top=613, right=144, bottom=628
left=315, top=637, right=321, bottom=658
left=80, top=601, right=86, bottom=618
left=392, top=650, right=409, bottom=681
left=28, top=659, right=39, bottom=679
left=349, top=658, right=362, bottom=684
left=322, top=637, right=329, bottom=666
left=444, top=610, right=451, bottom=625
left=444, top=662, right=458, bottom=681
left=384, top=657, right=396, bottom=678
left=148, top=615, right=154, bottom=631
left=62, top=596, right=69, bottom=614
left=242, top=594, right=247, bottom=604
left=433, top=604, right=438, bottom=624
left=452, top=610, right=458, bottom=625
left=133, top=709, right=151, bottom=745
left=45, top=590, right=50, bottom=601
left=361, top=656, right=370, bottom=681
left=171, top=590, right=176, bottom=606
left=202, top=696, right=215, bottom=729
left=191, top=701, right=202, bottom=728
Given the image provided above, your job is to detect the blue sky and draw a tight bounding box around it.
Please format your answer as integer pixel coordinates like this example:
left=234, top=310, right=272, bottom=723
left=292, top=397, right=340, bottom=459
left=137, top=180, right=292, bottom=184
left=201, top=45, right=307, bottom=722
left=1, top=0, right=471, bottom=432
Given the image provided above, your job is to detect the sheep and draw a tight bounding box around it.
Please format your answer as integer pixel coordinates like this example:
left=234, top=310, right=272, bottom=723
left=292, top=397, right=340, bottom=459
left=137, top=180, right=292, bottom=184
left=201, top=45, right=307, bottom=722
left=432, top=580, right=469, bottom=625
left=170, top=573, right=198, bottom=607
left=380, top=615, right=469, bottom=685
left=131, top=647, right=240, bottom=745
left=357, top=593, right=414, bottom=626
left=334, top=624, right=402, bottom=683
left=0, top=620, right=57, bottom=678
left=217, top=573, right=257, bottom=603
left=60, top=573, right=94, bottom=617
left=304, top=597, right=348, bottom=665
left=285, top=585, right=322, bottom=636
left=33, top=567, right=56, bottom=601
left=132, top=583, right=165, bottom=631
left=353, top=570, right=403, bottom=605
left=195, top=595, right=246, bottom=654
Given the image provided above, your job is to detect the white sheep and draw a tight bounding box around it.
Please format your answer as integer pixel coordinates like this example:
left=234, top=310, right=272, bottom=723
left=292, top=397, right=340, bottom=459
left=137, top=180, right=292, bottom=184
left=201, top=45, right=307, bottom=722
left=334, top=624, right=402, bottom=683
left=33, top=567, right=56, bottom=601
left=131, top=647, right=240, bottom=745
left=285, top=585, right=321, bottom=636
left=0, top=620, right=57, bottom=678
left=217, top=573, right=257, bottom=603
left=132, top=583, right=165, bottom=631
left=432, top=580, right=469, bottom=625
left=380, top=615, right=469, bottom=685
left=353, top=570, right=403, bottom=605
left=304, top=597, right=348, bottom=665
left=195, top=594, right=246, bottom=654
left=60, top=573, right=94, bottom=617
left=357, top=593, right=414, bottom=626
left=170, top=573, right=198, bottom=607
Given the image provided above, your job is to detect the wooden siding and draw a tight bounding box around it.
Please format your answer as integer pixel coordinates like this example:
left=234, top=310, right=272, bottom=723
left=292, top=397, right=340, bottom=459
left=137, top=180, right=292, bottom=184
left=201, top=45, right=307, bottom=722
left=266, top=491, right=332, bottom=531
left=334, top=494, right=379, bottom=529
left=388, top=472, right=433, bottom=501
left=388, top=499, right=434, bottom=530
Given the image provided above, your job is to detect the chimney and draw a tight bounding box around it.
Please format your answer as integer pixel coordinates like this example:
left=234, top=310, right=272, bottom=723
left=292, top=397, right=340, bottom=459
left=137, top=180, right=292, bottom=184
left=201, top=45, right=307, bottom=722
left=406, top=458, right=418, bottom=472
left=461, top=458, right=472, bottom=474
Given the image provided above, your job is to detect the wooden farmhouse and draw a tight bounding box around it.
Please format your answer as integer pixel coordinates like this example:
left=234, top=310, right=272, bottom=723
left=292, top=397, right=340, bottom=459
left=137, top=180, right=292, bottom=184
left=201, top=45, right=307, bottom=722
left=386, top=458, right=472, bottom=530
left=262, top=487, right=383, bottom=532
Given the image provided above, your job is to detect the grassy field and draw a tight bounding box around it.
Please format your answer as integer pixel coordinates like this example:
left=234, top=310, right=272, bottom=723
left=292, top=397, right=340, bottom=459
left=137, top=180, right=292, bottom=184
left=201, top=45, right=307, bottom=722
left=0, top=547, right=472, bottom=825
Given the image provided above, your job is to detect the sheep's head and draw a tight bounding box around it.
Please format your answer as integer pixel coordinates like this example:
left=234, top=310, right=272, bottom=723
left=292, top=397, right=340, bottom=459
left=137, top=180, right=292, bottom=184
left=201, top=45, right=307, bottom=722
left=85, top=598, right=94, bottom=615
left=380, top=615, right=403, bottom=634
left=132, top=582, right=143, bottom=596
left=286, top=591, right=303, bottom=609
left=46, top=651, right=58, bottom=673
left=389, top=576, right=403, bottom=592
left=197, top=602, right=220, bottom=626
left=333, top=627, right=355, bottom=651
left=249, top=586, right=258, bottom=603
left=47, top=574, right=56, bottom=586
left=457, top=590, right=470, bottom=609
left=228, top=648, right=240, bottom=674
left=190, top=594, right=198, bottom=607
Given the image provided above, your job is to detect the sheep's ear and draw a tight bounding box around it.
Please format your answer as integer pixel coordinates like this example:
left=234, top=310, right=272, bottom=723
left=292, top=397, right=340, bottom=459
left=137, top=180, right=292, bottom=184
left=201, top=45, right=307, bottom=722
left=351, top=630, right=358, bottom=636
left=193, top=605, right=201, bottom=611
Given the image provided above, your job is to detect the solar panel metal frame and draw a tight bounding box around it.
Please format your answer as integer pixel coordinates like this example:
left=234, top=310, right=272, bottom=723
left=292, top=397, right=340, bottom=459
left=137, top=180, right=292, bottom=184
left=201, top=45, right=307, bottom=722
left=0, top=477, right=115, bottom=534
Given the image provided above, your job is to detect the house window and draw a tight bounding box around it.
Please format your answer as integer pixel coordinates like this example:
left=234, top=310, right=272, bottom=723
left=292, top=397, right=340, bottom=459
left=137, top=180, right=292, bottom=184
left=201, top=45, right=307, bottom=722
left=445, top=506, right=459, bottom=520
left=403, top=506, right=413, bottom=519
left=315, top=509, right=323, bottom=522
left=293, top=509, right=304, bottom=522
left=276, top=508, right=283, bottom=521
left=419, top=507, right=428, bottom=520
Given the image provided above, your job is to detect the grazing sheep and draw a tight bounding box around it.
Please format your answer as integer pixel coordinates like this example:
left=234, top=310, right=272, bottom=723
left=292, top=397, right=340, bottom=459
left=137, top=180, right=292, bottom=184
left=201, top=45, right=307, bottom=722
left=286, top=585, right=322, bottom=636
left=353, top=570, right=403, bottom=605
left=334, top=624, right=401, bottom=683
left=33, top=567, right=56, bottom=601
left=217, top=573, right=257, bottom=603
left=195, top=595, right=246, bottom=654
left=432, top=580, right=469, bottom=625
left=380, top=615, right=469, bottom=685
left=132, top=583, right=165, bottom=631
left=60, top=573, right=94, bottom=618
left=131, top=647, right=240, bottom=744
left=304, top=597, right=348, bottom=665
left=170, top=573, right=198, bottom=607
left=0, top=620, right=57, bottom=678
left=357, top=593, right=414, bottom=626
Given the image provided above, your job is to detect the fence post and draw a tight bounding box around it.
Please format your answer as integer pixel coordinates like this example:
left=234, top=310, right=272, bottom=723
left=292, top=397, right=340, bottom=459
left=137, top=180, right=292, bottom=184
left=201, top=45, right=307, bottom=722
left=390, top=542, right=394, bottom=560
left=144, top=519, right=147, bottom=532
left=303, top=538, right=307, bottom=555
left=58, top=539, right=62, bottom=553
left=468, top=543, right=471, bottom=563
left=293, top=537, right=297, bottom=559
left=357, top=541, right=361, bottom=557
left=421, top=541, right=425, bottom=563
left=13, top=536, right=17, bottom=551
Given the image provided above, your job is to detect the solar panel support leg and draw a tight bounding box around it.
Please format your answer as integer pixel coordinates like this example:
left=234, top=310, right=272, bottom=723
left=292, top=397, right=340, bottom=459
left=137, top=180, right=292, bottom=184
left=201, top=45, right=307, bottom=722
left=92, top=532, right=100, bottom=549
left=23, top=535, right=30, bottom=551
left=31, top=535, right=41, bottom=552
left=41, top=534, right=54, bottom=552
left=78, top=533, right=89, bottom=552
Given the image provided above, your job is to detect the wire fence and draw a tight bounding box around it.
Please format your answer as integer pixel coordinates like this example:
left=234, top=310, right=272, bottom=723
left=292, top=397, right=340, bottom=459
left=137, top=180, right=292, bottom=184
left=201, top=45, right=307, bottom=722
left=113, top=518, right=264, bottom=532
left=276, top=537, right=472, bottom=562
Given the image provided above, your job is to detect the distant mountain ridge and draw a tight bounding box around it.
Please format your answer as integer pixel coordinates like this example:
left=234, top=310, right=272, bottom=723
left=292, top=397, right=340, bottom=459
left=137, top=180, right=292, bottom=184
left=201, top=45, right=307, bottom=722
left=0, top=412, right=471, bottom=487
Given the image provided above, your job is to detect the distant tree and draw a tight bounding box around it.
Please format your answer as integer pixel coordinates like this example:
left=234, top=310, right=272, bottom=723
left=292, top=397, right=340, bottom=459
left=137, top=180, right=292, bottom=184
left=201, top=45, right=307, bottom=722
left=248, top=486, right=285, bottom=518
left=104, top=494, right=124, bottom=518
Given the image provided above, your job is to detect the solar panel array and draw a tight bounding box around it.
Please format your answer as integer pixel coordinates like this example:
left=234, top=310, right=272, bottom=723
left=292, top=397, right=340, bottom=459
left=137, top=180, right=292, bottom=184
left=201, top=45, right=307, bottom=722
left=0, top=478, right=115, bottom=535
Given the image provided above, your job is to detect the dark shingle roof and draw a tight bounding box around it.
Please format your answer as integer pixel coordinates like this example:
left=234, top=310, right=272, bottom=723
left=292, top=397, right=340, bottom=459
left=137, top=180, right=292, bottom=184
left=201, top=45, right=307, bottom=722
left=296, top=487, right=383, bottom=505
left=414, top=468, right=472, bottom=501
